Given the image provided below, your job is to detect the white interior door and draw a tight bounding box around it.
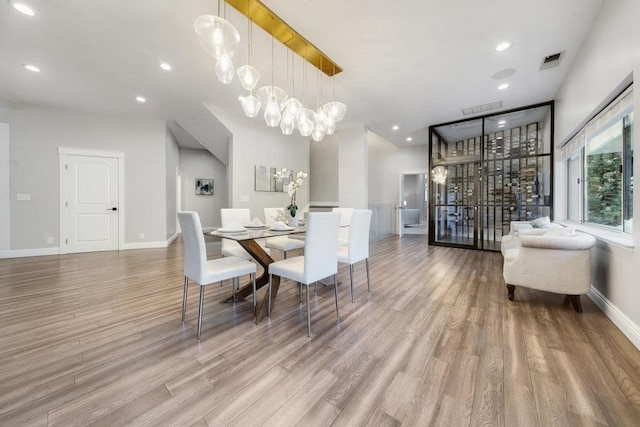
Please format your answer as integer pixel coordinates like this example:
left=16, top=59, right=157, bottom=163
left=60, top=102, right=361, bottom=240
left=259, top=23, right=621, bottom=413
left=64, top=154, right=119, bottom=253
left=398, top=170, right=429, bottom=237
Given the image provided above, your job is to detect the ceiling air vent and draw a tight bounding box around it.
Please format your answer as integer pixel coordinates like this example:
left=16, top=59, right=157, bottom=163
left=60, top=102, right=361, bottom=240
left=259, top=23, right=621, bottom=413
left=540, top=51, right=565, bottom=70
left=462, top=100, right=502, bottom=116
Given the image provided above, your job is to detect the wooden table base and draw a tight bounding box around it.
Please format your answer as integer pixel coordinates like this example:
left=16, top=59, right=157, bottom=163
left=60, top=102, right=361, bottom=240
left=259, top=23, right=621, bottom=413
left=221, top=239, right=279, bottom=322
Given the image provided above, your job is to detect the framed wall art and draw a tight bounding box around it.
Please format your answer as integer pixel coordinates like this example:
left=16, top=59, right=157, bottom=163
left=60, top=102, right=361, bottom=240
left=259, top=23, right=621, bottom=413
left=195, top=178, right=214, bottom=195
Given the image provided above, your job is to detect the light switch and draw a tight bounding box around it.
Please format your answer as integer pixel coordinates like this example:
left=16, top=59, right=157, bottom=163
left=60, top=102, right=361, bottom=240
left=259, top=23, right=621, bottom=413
left=240, top=195, right=250, bottom=202
left=17, top=193, right=31, bottom=201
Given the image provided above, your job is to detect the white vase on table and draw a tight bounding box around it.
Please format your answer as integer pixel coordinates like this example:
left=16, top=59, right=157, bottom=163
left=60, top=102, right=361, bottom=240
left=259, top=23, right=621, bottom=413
left=288, top=212, right=299, bottom=227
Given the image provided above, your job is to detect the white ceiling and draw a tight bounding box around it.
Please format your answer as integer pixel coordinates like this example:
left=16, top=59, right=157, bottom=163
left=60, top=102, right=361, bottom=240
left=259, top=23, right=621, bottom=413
left=0, top=0, right=604, bottom=147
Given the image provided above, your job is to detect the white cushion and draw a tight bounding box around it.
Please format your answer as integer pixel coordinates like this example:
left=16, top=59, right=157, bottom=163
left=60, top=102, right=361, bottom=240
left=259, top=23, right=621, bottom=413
left=531, top=216, right=551, bottom=228
left=203, top=256, right=256, bottom=284
left=266, top=236, right=305, bottom=252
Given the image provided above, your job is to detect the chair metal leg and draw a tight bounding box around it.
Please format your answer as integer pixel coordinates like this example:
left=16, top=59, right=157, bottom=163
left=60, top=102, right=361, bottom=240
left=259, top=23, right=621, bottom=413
left=349, top=265, right=355, bottom=303
left=252, top=273, right=257, bottom=324
left=299, top=282, right=302, bottom=303
left=315, top=281, right=318, bottom=294
left=182, top=276, right=188, bottom=322
left=197, top=286, right=205, bottom=340
left=232, top=277, right=237, bottom=303
left=268, top=274, right=272, bottom=317
left=284, top=251, right=287, bottom=260
left=365, top=258, right=371, bottom=292
left=306, top=284, right=311, bottom=337
left=334, top=274, right=339, bottom=319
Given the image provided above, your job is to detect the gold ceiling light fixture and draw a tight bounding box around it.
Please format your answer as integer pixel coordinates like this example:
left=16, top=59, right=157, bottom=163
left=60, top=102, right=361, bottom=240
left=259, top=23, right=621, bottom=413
left=196, top=0, right=346, bottom=136
left=226, top=0, right=342, bottom=77
left=194, top=0, right=240, bottom=84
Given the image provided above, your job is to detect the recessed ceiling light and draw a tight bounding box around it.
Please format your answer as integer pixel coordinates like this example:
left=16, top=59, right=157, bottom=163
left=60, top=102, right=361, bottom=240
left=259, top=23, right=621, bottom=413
left=8, top=1, right=36, bottom=16
left=406, top=137, right=413, bottom=142
left=392, top=125, right=399, bottom=131
left=496, top=42, right=511, bottom=52
left=498, top=125, right=505, bottom=128
left=498, top=83, right=509, bottom=90
left=23, top=64, right=40, bottom=72
left=498, top=120, right=506, bottom=125
left=136, top=96, right=146, bottom=103
left=160, top=62, right=172, bottom=71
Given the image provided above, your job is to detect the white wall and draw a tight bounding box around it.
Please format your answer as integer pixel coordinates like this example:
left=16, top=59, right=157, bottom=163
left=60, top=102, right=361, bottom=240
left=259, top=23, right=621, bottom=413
left=165, top=126, right=180, bottom=238
left=368, top=131, right=429, bottom=240
left=208, top=104, right=310, bottom=218
left=6, top=105, right=168, bottom=250
left=554, top=0, right=640, bottom=346
left=339, top=124, right=368, bottom=209
left=179, top=148, right=228, bottom=228
left=0, top=122, right=9, bottom=251
left=310, top=132, right=339, bottom=205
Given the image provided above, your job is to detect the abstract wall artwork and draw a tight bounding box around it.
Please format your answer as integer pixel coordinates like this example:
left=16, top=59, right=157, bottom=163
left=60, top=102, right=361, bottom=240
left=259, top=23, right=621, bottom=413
left=195, top=178, right=214, bottom=195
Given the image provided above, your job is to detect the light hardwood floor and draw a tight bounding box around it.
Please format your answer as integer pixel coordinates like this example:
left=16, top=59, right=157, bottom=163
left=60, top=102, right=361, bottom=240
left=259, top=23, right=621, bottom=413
left=1, top=236, right=640, bottom=426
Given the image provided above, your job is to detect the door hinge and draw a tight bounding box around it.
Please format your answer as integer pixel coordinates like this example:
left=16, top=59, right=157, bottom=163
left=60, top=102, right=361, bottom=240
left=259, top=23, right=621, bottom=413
left=65, top=201, right=68, bottom=207
left=65, top=164, right=68, bottom=170
left=65, top=238, right=68, bottom=244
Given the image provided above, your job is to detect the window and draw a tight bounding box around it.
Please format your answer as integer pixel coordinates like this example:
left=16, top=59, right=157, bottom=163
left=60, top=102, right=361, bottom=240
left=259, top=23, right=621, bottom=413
left=562, top=85, right=633, bottom=233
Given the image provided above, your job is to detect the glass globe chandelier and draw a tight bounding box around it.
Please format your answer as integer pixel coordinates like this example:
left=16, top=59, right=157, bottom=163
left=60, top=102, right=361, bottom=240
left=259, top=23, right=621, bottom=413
left=215, top=49, right=235, bottom=84
left=239, top=94, right=261, bottom=117
left=236, top=2, right=259, bottom=92
left=194, top=1, right=240, bottom=85
left=298, top=108, right=316, bottom=137
left=311, top=118, right=325, bottom=141
left=431, top=166, right=448, bottom=185
left=256, top=31, right=288, bottom=127
left=280, top=111, right=297, bottom=135
left=237, top=3, right=261, bottom=118
left=194, top=0, right=347, bottom=138
left=281, top=50, right=302, bottom=135
left=322, top=64, right=347, bottom=122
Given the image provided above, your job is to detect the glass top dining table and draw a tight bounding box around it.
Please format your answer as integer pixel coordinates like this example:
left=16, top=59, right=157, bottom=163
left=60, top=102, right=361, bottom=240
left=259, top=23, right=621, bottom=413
left=203, top=225, right=306, bottom=322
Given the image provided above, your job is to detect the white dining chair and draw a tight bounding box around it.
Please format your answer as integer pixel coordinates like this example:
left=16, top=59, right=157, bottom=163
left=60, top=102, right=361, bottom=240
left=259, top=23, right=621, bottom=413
left=337, top=210, right=373, bottom=303
left=178, top=211, right=257, bottom=339
left=220, top=208, right=270, bottom=259
left=332, top=207, right=354, bottom=246
left=268, top=212, right=341, bottom=337
left=263, top=207, right=305, bottom=259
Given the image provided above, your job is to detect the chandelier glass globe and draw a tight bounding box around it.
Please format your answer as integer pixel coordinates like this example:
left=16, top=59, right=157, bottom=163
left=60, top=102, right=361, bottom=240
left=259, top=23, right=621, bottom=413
left=239, top=95, right=262, bottom=118
left=194, top=15, right=240, bottom=60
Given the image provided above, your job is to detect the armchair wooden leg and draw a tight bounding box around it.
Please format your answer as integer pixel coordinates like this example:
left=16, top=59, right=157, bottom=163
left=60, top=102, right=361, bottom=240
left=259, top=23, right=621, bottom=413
left=507, top=285, right=515, bottom=301
left=568, top=295, right=583, bottom=313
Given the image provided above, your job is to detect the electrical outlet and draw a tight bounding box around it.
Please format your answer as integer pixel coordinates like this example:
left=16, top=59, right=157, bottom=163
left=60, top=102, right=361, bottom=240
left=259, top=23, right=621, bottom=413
left=139, top=233, right=145, bottom=240
left=47, top=237, right=54, bottom=244
left=240, top=195, right=250, bottom=202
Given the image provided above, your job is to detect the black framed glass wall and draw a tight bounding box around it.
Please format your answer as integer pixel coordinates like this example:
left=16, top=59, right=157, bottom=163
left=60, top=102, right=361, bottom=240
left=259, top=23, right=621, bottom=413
left=428, top=102, right=554, bottom=251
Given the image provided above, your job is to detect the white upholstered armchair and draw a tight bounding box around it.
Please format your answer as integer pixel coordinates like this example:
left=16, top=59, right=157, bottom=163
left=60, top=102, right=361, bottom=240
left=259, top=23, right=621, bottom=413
left=503, top=228, right=596, bottom=312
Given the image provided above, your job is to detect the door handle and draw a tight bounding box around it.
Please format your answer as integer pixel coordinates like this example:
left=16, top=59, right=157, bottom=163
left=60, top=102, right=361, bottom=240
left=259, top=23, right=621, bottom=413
left=107, top=207, right=118, bottom=211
